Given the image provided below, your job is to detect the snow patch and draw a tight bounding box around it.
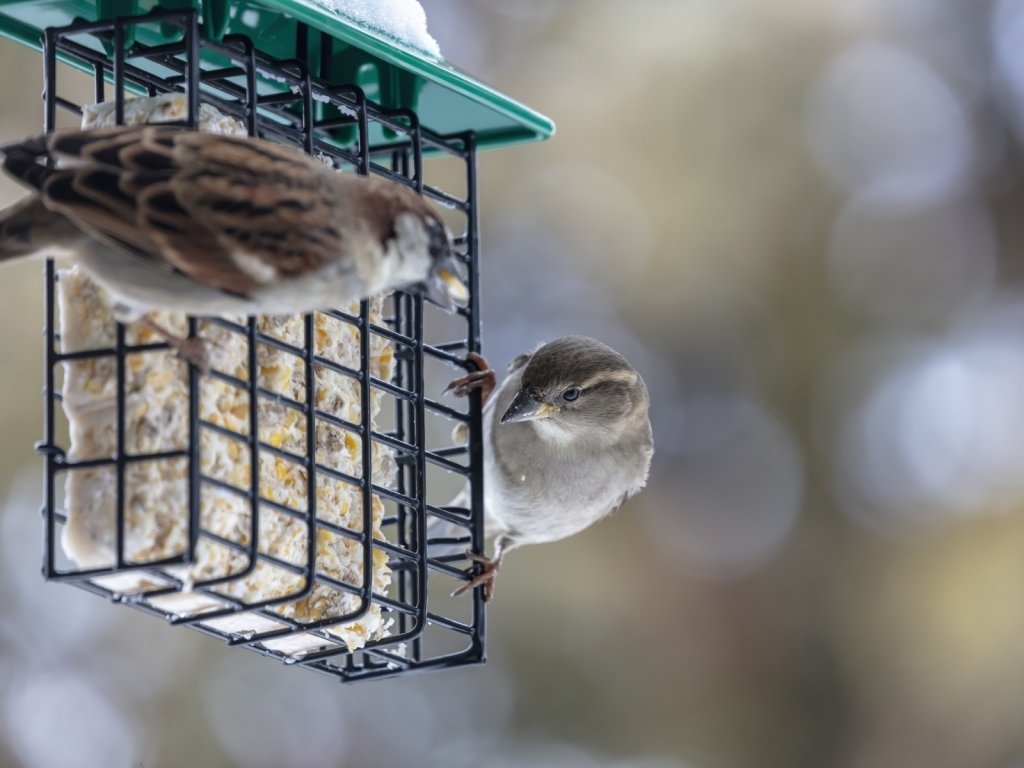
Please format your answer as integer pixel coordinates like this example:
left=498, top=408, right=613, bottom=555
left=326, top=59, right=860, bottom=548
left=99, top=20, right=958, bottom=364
left=312, top=0, right=442, bottom=58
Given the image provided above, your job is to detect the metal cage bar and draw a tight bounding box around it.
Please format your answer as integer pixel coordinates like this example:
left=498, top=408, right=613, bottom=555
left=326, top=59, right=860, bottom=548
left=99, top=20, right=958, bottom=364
left=35, top=8, right=485, bottom=682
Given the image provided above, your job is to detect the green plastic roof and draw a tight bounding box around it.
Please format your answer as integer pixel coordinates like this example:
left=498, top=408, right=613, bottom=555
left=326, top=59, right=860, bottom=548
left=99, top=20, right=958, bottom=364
left=0, top=0, right=555, bottom=150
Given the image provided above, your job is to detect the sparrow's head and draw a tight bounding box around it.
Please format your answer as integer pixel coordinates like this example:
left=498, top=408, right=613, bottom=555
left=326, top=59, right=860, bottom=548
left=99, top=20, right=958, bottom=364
left=384, top=184, right=467, bottom=311
left=500, top=336, right=650, bottom=440
left=419, top=213, right=469, bottom=311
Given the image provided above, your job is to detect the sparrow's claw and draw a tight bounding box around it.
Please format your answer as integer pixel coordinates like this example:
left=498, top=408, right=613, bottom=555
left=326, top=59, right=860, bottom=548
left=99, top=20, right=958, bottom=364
left=444, top=371, right=494, bottom=398
left=174, top=336, right=211, bottom=375
left=137, top=317, right=211, bottom=375
left=444, top=352, right=496, bottom=403
left=451, top=549, right=502, bottom=602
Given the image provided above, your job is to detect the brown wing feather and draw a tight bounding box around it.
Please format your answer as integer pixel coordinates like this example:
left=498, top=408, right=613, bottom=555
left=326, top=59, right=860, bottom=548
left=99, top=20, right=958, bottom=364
left=5, top=125, right=358, bottom=296
left=43, top=172, right=158, bottom=259
left=35, top=126, right=260, bottom=295
left=167, top=132, right=344, bottom=278
left=3, top=125, right=433, bottom=296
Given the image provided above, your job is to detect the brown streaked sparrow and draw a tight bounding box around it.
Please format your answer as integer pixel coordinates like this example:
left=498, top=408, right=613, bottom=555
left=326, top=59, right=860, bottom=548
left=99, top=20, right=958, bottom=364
left=0, top=125, right=467, bottom=368
left=444, top=336, right=654, bottom=601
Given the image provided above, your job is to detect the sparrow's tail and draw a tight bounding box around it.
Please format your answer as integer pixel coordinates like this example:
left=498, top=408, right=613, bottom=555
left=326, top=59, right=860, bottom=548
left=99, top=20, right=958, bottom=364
left=1, top=133, right=52, bottom=192
left=0, top=196, right=81, bottom=263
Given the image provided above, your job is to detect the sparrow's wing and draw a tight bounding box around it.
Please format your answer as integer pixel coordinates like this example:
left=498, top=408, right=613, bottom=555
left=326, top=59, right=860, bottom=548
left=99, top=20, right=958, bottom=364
left=158, top=130, right=348, bottom=281
left=2, top=128, right=252, bottom=294
left=606, top=422, right=654, bottom=516
left=506, top=353, right=531, bottom=374
left=1, top=126, right=346, bottom=296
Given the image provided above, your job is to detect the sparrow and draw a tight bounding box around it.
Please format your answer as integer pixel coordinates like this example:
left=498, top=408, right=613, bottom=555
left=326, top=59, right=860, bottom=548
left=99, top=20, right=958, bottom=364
left=0, top=124, right=467, bottom=369
left=444, top=336, right=654, bottom=600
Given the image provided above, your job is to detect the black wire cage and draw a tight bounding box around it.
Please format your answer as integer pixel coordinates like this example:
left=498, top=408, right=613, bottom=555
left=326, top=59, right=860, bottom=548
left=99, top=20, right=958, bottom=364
left=30, top=7, right=498, bottom=683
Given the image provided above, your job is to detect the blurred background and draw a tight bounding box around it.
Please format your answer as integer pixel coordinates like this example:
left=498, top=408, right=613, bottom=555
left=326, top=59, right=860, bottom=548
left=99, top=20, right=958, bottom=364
left=5, top=0, right=1024, bottom=766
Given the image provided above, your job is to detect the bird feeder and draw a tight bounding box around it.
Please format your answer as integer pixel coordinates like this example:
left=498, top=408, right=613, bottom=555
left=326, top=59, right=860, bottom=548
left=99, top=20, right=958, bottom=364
left=0, top=0, right=553, bottom=682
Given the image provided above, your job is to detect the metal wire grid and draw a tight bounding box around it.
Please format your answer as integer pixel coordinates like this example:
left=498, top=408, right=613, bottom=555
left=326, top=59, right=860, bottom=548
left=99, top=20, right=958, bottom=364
left=35, top=8, right=485, bottom=682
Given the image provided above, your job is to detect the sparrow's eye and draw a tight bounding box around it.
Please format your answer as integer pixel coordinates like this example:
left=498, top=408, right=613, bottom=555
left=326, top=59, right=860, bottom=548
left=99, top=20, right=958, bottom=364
left=562, top=386, right=582, bottom=402
left=425, top=216, right=450, bottom=260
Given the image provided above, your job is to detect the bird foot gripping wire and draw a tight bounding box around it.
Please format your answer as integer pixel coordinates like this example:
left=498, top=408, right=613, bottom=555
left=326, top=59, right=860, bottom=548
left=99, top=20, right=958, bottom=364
left=445, top=352, right=502, bottom=601
left=452, top=549, right=502, bottom=602
left=443, top=352, right=496, bottom=403
left=136, top=316, right=211, bottom=374
left=444, top=352, right=495, bottom=445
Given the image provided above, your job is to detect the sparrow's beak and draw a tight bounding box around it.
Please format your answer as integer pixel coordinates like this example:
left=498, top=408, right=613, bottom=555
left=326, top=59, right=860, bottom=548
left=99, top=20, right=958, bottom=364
left=424, top=255, right=469, bottom=312
left=501, top=388, right=559, bottom=424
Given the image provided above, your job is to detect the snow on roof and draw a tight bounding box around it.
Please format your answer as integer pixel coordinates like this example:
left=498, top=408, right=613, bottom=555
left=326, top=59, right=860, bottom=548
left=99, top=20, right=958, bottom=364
left=313, top=0, right=442, bottom=58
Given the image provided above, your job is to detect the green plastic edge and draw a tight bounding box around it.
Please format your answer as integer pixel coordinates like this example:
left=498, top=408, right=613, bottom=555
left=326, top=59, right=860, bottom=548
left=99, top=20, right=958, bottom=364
left=0, top=1, right=556, bottom=151
left=268, top=0, right=555, bottom=146
left=0, top=15, right=48, bottom=55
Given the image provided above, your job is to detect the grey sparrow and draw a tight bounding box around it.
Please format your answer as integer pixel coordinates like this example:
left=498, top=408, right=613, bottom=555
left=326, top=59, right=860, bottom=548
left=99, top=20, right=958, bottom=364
left=444, top=336, right=654, bottom=600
